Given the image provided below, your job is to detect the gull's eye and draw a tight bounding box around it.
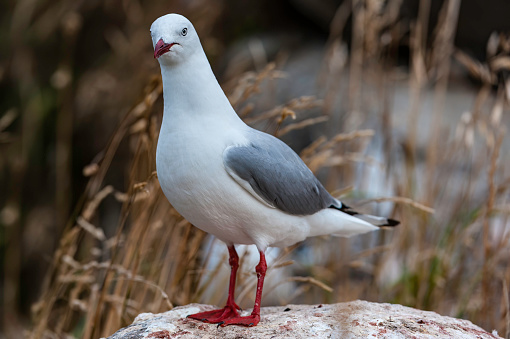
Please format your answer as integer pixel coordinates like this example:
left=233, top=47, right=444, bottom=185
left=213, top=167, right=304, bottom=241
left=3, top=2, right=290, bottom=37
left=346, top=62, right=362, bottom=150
left=181, top=27, right=188, bottom=36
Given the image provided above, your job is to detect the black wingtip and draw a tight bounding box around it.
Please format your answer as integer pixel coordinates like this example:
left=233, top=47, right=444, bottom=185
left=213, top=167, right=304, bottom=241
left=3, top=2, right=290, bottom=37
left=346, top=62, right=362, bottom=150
left=330, top=203, right=400, bottom=227
left=330, top=204, right=359, bottom=216
left=381, top=218, right=400, bottom=227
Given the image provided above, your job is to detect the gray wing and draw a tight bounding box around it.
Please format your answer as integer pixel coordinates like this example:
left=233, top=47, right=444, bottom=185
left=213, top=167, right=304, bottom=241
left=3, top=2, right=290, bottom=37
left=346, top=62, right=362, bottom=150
left=223, top=130, right=340, bottom=216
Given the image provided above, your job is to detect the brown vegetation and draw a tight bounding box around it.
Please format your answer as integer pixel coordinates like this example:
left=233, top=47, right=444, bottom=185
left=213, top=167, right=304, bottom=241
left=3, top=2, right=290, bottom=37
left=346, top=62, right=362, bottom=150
left=1, top=0, right=509, bottom=338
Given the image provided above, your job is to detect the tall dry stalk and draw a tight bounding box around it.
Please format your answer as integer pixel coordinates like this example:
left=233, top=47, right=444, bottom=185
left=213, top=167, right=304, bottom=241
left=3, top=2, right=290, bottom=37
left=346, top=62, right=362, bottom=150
left=11, top=1, right=510, bottom=338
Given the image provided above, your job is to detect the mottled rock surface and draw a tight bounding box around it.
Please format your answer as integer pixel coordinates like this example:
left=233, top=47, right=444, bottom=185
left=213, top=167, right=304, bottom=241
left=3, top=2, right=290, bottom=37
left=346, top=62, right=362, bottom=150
left=104, top=301, right=501, bottom=339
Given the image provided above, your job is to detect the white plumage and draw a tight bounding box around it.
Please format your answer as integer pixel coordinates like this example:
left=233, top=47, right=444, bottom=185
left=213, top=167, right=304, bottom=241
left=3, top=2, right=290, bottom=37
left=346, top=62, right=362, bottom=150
left=150, top=13, right=398, bottom=327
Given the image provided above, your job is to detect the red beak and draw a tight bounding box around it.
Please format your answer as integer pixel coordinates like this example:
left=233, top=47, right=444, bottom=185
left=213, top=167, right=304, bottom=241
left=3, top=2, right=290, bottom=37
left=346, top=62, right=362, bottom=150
left=154, top=39, right=177, bottom=59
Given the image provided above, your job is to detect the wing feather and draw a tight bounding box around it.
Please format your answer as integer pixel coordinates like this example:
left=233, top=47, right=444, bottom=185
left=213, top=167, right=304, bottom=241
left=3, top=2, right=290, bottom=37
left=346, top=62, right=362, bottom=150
left=223, top=131, right=337, bottom=216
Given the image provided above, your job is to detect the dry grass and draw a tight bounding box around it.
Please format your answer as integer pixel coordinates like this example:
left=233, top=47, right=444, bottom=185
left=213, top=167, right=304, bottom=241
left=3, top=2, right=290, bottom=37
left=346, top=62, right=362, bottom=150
left=1, top=0, right=510, bottom=338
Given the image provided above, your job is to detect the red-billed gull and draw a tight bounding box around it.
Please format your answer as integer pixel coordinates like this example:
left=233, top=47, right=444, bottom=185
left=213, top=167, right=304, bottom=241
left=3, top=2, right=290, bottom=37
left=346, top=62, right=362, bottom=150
left=150, top=13, right=398, bottom=327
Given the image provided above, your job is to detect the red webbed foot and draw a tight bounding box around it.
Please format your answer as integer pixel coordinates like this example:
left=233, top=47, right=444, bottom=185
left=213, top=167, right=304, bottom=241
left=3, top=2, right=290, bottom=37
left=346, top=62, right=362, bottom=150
left=218, top=314, right=260, bottom=327
left=187, top=303, right=241, bottom=323
left=188, top=246, right=267, bottom=328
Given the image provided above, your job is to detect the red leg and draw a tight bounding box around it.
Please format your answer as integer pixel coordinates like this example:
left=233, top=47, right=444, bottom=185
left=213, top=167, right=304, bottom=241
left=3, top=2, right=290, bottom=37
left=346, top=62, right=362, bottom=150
left=219, top=250, right=267, bottom=327
left=187, top=245, right=241, bottom=323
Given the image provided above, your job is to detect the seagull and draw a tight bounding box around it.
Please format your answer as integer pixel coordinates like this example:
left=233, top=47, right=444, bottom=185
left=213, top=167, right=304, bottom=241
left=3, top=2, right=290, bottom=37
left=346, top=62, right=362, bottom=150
left=150, top=13, right=399, bottom=327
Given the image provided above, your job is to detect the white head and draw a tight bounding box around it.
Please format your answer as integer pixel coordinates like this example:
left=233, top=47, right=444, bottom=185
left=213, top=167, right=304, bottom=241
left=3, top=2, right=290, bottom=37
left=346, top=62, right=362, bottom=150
left=150, top=14, right=202, bottom=66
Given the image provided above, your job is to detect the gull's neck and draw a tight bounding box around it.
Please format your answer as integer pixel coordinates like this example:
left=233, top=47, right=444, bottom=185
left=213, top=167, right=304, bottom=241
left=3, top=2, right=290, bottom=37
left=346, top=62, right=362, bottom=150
left=159, top=48, right=243, bottom=129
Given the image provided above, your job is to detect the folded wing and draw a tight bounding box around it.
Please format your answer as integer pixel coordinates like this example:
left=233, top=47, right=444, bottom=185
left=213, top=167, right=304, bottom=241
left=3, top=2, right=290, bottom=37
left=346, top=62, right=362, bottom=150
left=223, top=130, right=341, bottom=216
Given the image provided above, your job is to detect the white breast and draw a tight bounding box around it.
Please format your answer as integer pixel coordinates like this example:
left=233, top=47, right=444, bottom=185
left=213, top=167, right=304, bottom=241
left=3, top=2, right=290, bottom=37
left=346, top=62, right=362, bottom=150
left=157, top=119, right=249, bottom=242
left=155, top=119, right=312, bottom=249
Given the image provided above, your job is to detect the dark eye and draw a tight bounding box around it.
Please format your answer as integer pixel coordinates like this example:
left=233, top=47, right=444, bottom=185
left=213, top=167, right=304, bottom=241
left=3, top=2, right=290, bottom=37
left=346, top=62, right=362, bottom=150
left=181, top=27, right=187, bottom=36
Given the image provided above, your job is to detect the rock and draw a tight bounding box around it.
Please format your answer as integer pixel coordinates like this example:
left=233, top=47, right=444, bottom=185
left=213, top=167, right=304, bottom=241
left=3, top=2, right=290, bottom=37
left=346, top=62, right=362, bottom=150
left=104, top=301, right=501, bottom=339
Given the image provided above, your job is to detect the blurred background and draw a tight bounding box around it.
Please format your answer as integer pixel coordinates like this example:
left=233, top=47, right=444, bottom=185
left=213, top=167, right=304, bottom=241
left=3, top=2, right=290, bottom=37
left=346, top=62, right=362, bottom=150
left=1, top=0, right=510, bottom=338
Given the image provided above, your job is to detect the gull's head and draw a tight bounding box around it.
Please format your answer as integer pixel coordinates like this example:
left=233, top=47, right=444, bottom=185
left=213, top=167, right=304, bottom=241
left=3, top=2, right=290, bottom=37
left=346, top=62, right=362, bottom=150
left=150, top=14, right=200, bottom=65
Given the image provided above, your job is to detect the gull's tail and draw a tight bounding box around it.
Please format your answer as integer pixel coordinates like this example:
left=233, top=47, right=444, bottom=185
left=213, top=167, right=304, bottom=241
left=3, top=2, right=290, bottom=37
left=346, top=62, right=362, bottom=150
left=305, top=201, right=399, bottom=239
left=332, top=204, right=400, bottom=227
